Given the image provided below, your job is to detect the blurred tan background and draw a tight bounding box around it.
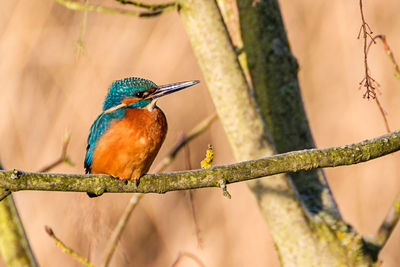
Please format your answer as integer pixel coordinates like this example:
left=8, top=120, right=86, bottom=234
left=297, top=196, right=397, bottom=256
left=1, top=0, right=400, bottom=266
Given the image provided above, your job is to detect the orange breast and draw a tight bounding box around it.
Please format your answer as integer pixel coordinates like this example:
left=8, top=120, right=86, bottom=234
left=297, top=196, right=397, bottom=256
left=91, top=106, right=167, bottom=180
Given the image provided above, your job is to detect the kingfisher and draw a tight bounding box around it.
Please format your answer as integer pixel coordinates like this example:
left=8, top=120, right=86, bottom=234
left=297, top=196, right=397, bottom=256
left=84, top=77, right=199, bottom=187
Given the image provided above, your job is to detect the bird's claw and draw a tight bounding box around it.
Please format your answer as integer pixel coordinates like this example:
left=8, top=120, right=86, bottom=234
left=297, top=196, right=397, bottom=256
left=111, top=176, right=129, bottom=185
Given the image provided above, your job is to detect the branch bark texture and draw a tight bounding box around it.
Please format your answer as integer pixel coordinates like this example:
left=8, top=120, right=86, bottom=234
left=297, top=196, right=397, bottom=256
left=177, top=0, right=387, bottom=265
left=238, top=0, right=340, bottom=215
left=0, top=195, right=37, bottom=267
left=0, top=129, right=399, bottom=195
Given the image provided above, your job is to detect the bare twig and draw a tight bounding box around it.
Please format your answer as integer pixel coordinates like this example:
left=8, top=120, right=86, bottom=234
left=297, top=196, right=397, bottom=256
left=170, top=252, right=205, bottom=267
left=358, top=0, right=390, bottom=133
left=376, top=192, right=400, bottom=247
left=115, top=0, right=176, bottom=11
left=187, top=190, right=202, bottom=248
left=100, top=194, right=143, bottom=267
left=183, top=134, right=192, bottom=170
left=100, top=114, right=216, bottom=266
left=358, top=0, right=376, bottom=99
left=183, top=142, right=203, bottom=248
left=38, top=130, right=74, bottom=173
left=56, top=0, right=176, bottom=18
left=374, top=96, right=390, bottom=133
left=368, top=35, right=400, bottom=80
left=75, top=0, right=89, bottom=57
left=45, top=226, right=94, bottom=267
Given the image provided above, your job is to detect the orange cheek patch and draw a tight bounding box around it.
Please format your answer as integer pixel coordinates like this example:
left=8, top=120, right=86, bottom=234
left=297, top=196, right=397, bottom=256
left=143, top=88, right=157, bottom=99
left=121, top=97, right=140, bottom=105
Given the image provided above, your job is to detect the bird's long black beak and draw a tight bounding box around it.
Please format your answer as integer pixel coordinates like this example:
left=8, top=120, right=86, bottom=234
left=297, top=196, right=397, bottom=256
left=150, top=80, right=200, bottom=99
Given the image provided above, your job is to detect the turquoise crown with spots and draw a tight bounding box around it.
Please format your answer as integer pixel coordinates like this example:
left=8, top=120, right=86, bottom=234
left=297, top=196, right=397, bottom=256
left=103, top=77, right=157, bottom=110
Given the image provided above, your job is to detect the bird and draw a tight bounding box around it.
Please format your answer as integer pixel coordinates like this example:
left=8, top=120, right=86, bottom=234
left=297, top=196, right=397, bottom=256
left=84, top=77, right=199, bottom=190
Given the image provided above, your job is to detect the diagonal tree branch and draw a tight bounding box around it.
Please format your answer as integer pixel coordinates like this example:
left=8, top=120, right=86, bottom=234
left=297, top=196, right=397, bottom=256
left=56, top=0, right=176, bottom=18
left=0, top=129, right=399, bottom=195
left=38, top=130, right=74, bottom=173
left=367, top=34, right=400, bottom=80
left=45, top=226, right=94, bottom=267
left=100, top=194, right=143, bottom=267
left=115, top=0, right=176, bottom=11
left=376, top=192, right=400, bottom=248
left=0, top=195, right=38, bottom=267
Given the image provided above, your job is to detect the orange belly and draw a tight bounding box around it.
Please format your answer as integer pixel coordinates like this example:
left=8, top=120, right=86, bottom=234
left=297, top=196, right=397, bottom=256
left=91, top=106, right=167, bottom=180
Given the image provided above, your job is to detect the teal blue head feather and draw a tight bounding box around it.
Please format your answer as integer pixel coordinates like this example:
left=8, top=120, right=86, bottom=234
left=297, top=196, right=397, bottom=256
left=103, top=77, right=157, bottom=110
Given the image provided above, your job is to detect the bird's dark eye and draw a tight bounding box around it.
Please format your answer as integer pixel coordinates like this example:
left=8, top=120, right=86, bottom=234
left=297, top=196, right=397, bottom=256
left=135, top=92, right=144, bottom=98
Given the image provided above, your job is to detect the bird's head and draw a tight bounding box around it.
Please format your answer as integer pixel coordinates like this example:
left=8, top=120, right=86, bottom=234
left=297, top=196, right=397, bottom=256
left=103, top=77, right=199, bottom=112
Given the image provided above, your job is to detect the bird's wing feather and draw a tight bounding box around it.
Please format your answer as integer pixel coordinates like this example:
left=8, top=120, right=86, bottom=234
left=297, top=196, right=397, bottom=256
left=84, top=110, right=124, bottom=173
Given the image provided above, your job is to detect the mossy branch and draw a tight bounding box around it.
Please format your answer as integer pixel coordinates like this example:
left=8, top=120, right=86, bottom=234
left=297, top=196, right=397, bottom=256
left=0, top=159, right=37, bottom=267
left=45, top=226, right=94, bottom=267
left=0, top=195, right=38, bottom=267
left=115, top=0, right=176, bottom=11
left=55, top=0, right=176, bottom=17
left=376, top=192, right=400, bottom=247
left=0, top=129, right=399, bottom=195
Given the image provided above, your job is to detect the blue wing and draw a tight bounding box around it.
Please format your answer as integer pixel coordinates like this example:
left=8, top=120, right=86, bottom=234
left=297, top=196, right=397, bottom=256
left=84, top=110, right=125, bottom=173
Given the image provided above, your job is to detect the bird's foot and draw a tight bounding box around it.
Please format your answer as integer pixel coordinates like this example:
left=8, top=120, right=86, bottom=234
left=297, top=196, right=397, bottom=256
left=110, top=176, right=140, bottom=186
left=112, top=176, right=128, bottom=185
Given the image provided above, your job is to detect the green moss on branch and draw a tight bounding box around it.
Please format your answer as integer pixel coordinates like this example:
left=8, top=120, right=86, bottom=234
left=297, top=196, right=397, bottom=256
left=0, top=196, right=37, bottom=266
left=1, top=129, right=399, bottom=194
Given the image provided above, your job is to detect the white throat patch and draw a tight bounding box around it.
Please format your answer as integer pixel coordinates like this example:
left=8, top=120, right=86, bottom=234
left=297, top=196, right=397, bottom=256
left=146, top=99, right=158, bottom=112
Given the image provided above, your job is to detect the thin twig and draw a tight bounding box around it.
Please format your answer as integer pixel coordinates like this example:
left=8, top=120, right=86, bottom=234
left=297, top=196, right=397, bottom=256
left=2, top=129, right=400, bottom=193
left=100, top=114, right=216, bottom=267
left=367, top=35, right=400, bottom=80
left=183, top=134, right=192, bottom=170
left=170, top=252, right=205, bottom=267
left=376, top=192, right=400, bottom=247
left=1, top=132, right=73, bottom=201
left=115, top=0, right=176, bottom=11
left=358, top=0, right=390, bottom=133
left=358, top=0, right=376, bottom=99
left=374, top=96, right=390, bottom=133
left=45, top=226, right=95, bottom=267
left=56, top=0, right=176, bottom=18
left=38, top=130, right=74, bottom=173
left=153, top=113, right=217, bottom=173
left=75, top=0, right=89, bottom=57
left=183, top=142, right=203, bottom=248
left=187, top=190, right=202, bottom=248
left=100, top=194, right=143, bottom=267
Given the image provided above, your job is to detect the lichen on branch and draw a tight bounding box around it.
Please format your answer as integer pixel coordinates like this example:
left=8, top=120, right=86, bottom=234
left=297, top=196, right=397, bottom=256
left=1, top=129, right=399, bottom=195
